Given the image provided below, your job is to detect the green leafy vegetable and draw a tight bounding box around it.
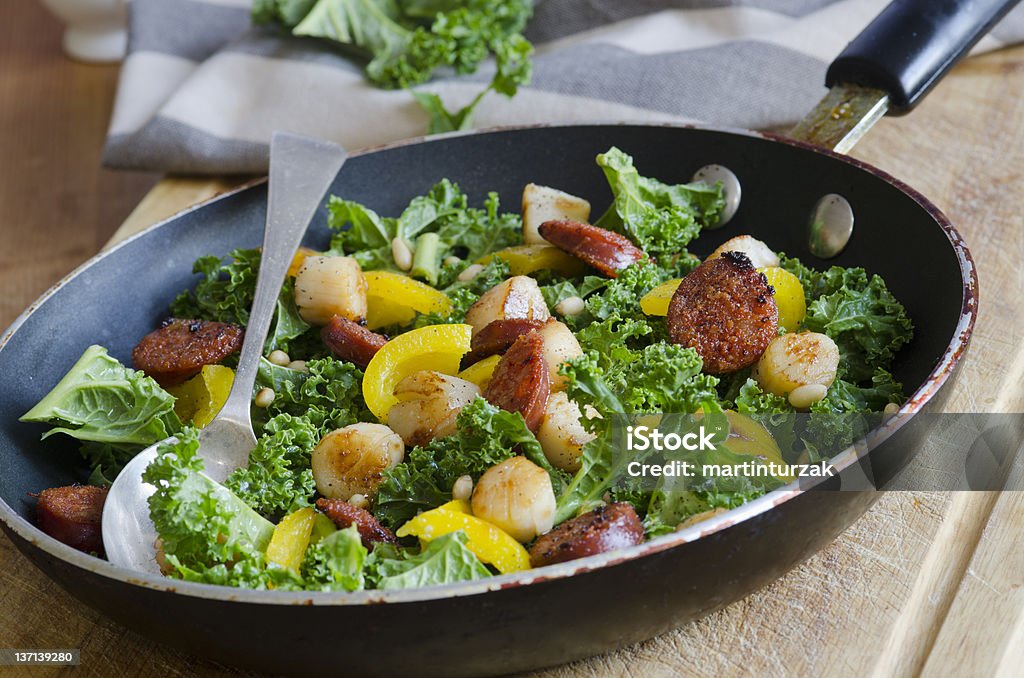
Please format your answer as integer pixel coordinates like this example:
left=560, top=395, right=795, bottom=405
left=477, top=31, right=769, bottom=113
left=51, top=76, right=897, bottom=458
left=367, top=531, right=490, bottom=589
left=594, top=147, right=725, bottom=257
left=805, top=369, right=903, bottom=453
left=144, top=429, right=287, bottom=588
left=226, top=413, right=320, bottom=520
left=21, top=345, right=182, bottom=481
left=255, top=0, right=534, bottom=133
left=328, top=180, right=521, bottom=289
left=254, top=356, right=367, bottom=436
left=803, top=269, right=913, bottom=382
left=303, top=525, right=367, bottom=591
left=170, top=248, right=314, bottom=355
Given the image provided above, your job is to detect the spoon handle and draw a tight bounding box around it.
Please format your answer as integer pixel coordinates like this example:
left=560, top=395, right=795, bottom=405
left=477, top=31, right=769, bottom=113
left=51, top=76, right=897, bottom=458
left=218, top=132, right=348, bottom=431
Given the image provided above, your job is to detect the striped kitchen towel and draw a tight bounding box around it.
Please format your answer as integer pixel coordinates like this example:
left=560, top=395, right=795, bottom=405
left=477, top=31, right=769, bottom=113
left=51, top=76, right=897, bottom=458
left=103, top=0, right=1024, bottom=174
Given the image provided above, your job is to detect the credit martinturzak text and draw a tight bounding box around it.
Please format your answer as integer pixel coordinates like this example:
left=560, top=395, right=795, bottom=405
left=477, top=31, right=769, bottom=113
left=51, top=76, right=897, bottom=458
left=624, top=425, right=835, bottom=479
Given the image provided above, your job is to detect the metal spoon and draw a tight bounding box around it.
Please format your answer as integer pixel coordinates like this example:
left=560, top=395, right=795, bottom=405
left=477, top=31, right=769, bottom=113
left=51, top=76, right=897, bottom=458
left=102, top=132, right=347, bottom=573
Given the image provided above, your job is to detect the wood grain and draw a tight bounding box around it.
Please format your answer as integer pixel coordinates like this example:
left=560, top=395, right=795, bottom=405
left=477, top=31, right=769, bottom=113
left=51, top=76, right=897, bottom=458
left=1, top=2, right=1021, bottom=674
left=0, top=2, right=158, bottom=332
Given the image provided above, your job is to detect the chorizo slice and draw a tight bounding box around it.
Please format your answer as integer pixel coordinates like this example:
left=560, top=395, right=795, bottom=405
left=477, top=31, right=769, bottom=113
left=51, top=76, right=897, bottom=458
left=461, top=318, right=545, bottom=368
left=315, top=498, right=397, bottom=548
left=321, top=316, right=387, bottom=369
left=35, top=485, right=108, bottom=555
left=483, top=330, right=550, bottom=432
left=132, top=318, right=243, bottom=387
left=667, top=251, right=778, bottom=374
left=538, top=219, right=645, bottom=277
left=529, top=502, right=644, bottom=568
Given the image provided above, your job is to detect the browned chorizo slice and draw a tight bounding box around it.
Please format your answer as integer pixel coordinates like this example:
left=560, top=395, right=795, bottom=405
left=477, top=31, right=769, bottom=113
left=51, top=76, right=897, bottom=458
left=667, top=251, right=778, bottom=374
left=538, top=219, right=645, bottom=277
left=132, top=319, right=243, bottom=387
left=315, top=498, right=397, bottom=548
left=321, top=316, right=387, bottom=369
left=35, top=485, right=108, bottom=555
left=483, top=330, right=550, bottom=432
left=529, top=502, right=644, bottom=568
left=461, top=318, right=545, bottom=368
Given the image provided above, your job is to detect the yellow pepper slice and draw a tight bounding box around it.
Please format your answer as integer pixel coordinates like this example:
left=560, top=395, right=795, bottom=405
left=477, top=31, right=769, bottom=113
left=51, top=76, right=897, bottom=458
left=478, top=244, right=587, bottom=277
left=266, top=507, right=318, bottom=573
left=363, top=270, right=454, bottom=330
left=166, top=365, right=235, bottom=428
left=457, top=355, right=501, bottom=392
left=723, top=411, right=793, bottom=482
left=758, top=267, right=806, bottom=332
left=363, top=324, right=472, bottom=421
left=396, top=500, right=531, bottom=573
left=639, top=278, right=682, bottom=316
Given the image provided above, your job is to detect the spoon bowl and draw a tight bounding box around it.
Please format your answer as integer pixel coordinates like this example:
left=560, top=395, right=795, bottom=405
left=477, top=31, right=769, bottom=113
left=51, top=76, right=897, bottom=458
left=101, top=132, right=347, bottom=572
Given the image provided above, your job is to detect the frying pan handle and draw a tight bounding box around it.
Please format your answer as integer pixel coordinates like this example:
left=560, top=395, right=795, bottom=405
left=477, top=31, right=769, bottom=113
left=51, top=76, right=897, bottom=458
left=826, top=0, right=1020, bottom=114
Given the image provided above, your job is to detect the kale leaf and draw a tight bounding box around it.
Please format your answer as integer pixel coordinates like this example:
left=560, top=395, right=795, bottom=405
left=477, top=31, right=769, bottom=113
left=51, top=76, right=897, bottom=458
left=366, top=531, right=490, bottom=589
left=302, top=525, right=367, bottom=591
left=594, top=147, right=724, bottom=257
left=21, top=345, right=182, bottom=482
left=256, top=0, right=534, bottom=133
left=144, top=429, right=288, bottom=589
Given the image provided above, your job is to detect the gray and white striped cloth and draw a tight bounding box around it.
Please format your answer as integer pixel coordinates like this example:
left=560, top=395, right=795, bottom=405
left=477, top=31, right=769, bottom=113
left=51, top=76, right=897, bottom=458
left=103, top=0, right=1024, bottom=174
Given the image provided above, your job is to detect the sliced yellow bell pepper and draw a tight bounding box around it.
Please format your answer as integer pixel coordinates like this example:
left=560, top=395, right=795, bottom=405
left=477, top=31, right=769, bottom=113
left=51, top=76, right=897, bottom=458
left=166, top=365, right=234, bottom=428
left=363, top=324, right=472, bottom=421
left=478, top=244, right=587, bottom=277
left=363, top=270, right=454, bottom=330
left=758, top=267, right=806, bottom=332
left=266, top=507, right=318, bottom=573
left=723, top=411, right=793, bottom=482
left=396, top=500, right=531, bottom=573
left=639, top=278, right=682, bottom=316
left=457, top=354, right=501, bottom=392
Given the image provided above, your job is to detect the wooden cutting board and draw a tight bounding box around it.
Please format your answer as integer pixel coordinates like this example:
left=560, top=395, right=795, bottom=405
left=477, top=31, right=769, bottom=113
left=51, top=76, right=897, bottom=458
left=2, top=45, right=1021, bottom=678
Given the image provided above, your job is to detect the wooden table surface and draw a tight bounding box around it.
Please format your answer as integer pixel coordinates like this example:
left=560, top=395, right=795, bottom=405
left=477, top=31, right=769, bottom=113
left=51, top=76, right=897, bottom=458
left=1, top=2, right=1022, bottom=676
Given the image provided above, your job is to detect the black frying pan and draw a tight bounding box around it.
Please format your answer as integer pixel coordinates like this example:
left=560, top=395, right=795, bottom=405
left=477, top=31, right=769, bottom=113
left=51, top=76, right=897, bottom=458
left=0, top=1, right=1008, bottom=675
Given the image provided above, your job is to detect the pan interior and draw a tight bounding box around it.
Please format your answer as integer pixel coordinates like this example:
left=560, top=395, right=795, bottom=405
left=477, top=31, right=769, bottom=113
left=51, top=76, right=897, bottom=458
left=0, top=125, right=966, bottom=549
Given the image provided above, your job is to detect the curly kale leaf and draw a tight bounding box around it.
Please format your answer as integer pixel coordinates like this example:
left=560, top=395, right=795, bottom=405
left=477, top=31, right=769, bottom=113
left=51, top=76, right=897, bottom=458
left=170, top=249, right=314, bottom=355
left=805, top=369, right=904, bottom=454
left=328, top=180, right=520, bottom=292
left=144, top=429, right=286, bottom=588
left=594, top=147, right=724, bottom=257
left=366, top=531, right=490, bottom=589
left=257, top=0, right=534, bottom=134
left=802, top=269, right=913, bottom=382
left=254, top=356, right=367, bottom=436
left=302, top=525, right=367, bottom=591
left=225, top=413, right=320, bottom=520
left=554, top=348, right=721, bottom=523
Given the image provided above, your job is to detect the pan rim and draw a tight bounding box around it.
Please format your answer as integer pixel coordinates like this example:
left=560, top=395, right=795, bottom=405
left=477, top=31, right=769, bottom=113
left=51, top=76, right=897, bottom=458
left=0, top=121, right=978, bottom=606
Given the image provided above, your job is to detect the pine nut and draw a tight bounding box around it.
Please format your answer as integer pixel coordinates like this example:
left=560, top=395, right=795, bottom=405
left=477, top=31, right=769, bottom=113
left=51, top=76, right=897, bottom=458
left=287, top=360, right=308, bottom=373
left=555, top=295, right=585, bottom=316
left=444, top=256, right=462, bottom=267
left=254, top=387, right=276, bottom=408
left=788, top=383, right=828, bottom=409
left=392, top=237, right=413, bottom=271
left=457, top=263, right=484, bottom=282
left=452, top=474, right=473, bottom=502
left=348, top=493, right=369, bottom=510
left=268, top=350, right=291, bottom=366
